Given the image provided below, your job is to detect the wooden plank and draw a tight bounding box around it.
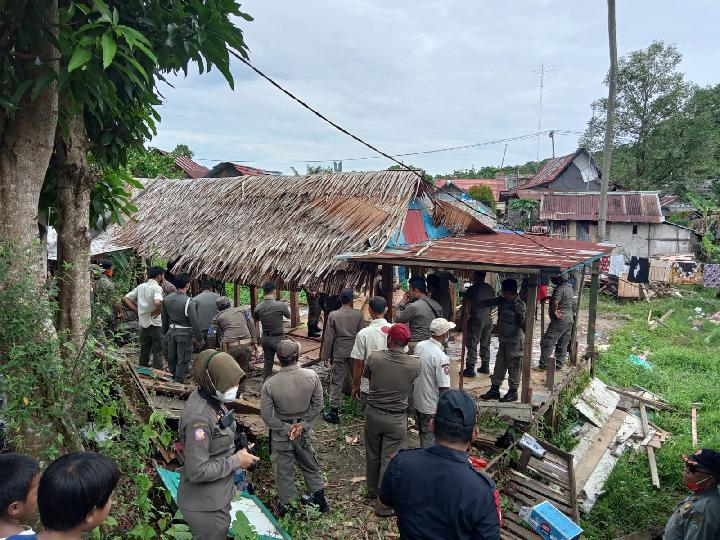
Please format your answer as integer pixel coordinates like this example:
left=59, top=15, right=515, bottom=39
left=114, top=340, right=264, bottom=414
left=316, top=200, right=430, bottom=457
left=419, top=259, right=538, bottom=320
left=692, top=408, right=698, bottom=447
left=503, top=512, right=544, bottom=540
left=607, top=387, right=676, bottom=412
left=568, top=265, right=587, bottom=366
left=528, top=458, right=571, bottom=488
left=574, top=409, right=627, bottom=490
left=233, top=280, right=240, bottom=307
left=521, top=279, right=538, bottom=404
left=586, top=265, right=600, bottom=356
left=382, top=264, right=395, bottom=322
left=508, top=470, right=570, bottom=502
left=476, top=400, right=534, bottom=423
left=640, top=403, right=661, bottom=488
left=507, top=482, right=575, bottom=516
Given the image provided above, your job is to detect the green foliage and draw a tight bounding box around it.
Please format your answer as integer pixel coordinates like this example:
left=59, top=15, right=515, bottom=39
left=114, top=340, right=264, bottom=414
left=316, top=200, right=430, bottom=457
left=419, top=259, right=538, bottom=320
left=467, top=184, right=497, bottom=210
left=435, top=161, right=541, bottom=181
left=126, top=146, right=185, bottom=179
left=230, top=510, right=259, bottom=540
left=306, top=164, right=334, bottom=175
left=171, top=144, right=193, bottom=159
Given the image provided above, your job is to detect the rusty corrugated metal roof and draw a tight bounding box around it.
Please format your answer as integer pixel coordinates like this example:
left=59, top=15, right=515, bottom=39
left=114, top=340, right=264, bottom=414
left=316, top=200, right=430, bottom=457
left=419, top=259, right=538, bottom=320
left=435, top=178, right=505, bottom=201
left=504, top=152, right=578, bottom=195
left=174, top=156, right=209, bottom=179
left=540, top=192, right=663, bottom=223
left=403, top=209, right=428, bottom=244
left=348, top=233, right=612, bottom=274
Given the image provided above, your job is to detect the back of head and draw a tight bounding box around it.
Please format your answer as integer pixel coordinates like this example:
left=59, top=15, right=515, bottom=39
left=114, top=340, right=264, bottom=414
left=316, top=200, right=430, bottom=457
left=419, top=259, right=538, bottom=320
left=38, top=452, right=119, bottom=532
left=276, top=339, right=301, bottom=366
left=216, top=296, right=232, bottom=311
left=97, top=259, right=113, bottom=271
left=0, top=453, right=39, bottom=517
left=263, top=282, right=276, bottom=295
left=408, top=276, right=427, bottom=294
left=501, top=278, right=518, bottom=294
left=434, top=390, right=476, bottom=444
left=147, top=266, right=164, bottom=280
left=474, top=271, right=486, bottom=283
left=368, top=296, right=388, bottom=316
left=383, top=323, right=411, bottom=348
left=339, top=287, right=354, bottom=305
left=426, top=273, right=440, bottom=291
left=199, top=280, right=212, bottom=291
left=193, top=349, right=245, bottom=392
left=175, top=272, right=192, bottom=289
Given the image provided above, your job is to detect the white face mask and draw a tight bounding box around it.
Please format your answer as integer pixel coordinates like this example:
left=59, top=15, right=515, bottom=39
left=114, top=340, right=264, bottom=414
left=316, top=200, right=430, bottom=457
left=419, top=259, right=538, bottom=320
left=216, top=386, right=238, bottom=403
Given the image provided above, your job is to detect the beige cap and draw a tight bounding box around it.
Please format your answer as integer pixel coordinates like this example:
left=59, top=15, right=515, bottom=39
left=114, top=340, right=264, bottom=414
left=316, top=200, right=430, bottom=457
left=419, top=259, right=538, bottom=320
left=430, top=318, right=456, bottom=336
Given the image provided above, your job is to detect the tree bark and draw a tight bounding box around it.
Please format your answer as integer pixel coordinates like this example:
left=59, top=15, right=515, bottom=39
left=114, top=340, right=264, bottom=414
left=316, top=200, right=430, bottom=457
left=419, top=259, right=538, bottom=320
left=55, top=107, right=96, bottom=346
left=598, top=0, right=617, bottom=242
left=0, top=0, right=59, bottom=274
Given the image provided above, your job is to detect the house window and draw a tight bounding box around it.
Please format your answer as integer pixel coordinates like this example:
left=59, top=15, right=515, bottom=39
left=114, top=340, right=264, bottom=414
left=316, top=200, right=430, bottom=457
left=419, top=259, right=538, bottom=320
left=632, top=225, right=638, bottom=235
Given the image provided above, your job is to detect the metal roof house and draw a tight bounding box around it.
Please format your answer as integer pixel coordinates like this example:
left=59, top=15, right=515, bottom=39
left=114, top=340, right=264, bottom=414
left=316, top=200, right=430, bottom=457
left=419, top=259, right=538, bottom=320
left=206, top=162, right=282, bottom=177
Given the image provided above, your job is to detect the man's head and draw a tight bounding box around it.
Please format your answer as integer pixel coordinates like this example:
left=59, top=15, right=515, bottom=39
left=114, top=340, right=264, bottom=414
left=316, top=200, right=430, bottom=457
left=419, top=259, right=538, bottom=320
left=38, top=452, right=119, bottom=533
left=682, top=449, right=720, bottom=492
left=276, top=339, right=301, bottom=366
left=97, top=260, right=113, bottom=277
left=263, top=282, right=276, bottom=297
left=408, top=276, right=427, bottom=300
left=430, top=318, right=456, bottom=343
left=432, top=390, right=477, bottom=447
left=500, top=278, right=518, bottom=301
left=0, top=453, right=40, bottom=525
left=147, top=266, right=165, bottom=284
left=339, top=288, right=354, bottom=306
left=175, top=272, right=192, bottom=291
left=551, top=272, right=569, bottom=285
left=199, top=280, right=212, bottom=291
left=426, top=273, right=440, bottom=294
left=473, top=271, right=486, bottom=284
left=382, top=323, right=411, bottom=349
left=216, top=296, right=232, bottom=311
left=368, top=296, right=388, bottom=319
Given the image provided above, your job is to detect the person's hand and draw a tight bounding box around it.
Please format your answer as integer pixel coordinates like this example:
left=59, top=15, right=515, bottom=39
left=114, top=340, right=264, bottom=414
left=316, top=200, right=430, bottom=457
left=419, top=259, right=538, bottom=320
left=351, top=385, right=361, bottom=401
left=323, top=357, right=331, bottom=368
left=288, top=423, right=304, bottom=441
left=234, top=447, right=260, bottom=469
left=555, top=311, right=565, bottom=320
left=252, top=344, right=259, bottom=355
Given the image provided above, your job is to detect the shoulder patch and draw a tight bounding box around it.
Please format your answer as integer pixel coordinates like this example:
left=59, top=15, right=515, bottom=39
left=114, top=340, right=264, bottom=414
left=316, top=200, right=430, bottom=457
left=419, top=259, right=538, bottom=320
left=443, top=364, right=450, bottom=375
left=193, top=427, right=207, bottom=442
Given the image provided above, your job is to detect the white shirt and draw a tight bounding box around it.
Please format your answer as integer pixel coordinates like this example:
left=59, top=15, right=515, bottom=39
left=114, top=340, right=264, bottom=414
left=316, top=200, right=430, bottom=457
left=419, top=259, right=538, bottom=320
left=1, top=526, right=36, bottom=539
left=350, top=318, right=391, bottom=393
left=413, top=338, right=451, bottom=415
left=125, top=279, right=163, bottom=328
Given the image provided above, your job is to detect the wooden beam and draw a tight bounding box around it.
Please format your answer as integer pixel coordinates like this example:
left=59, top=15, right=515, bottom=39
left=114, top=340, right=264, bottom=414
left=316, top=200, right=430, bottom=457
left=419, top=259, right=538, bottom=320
left=568, top=264, right=587, bottom=366
left=249, top=285, right=259, bottom=313
left=382, top=264, right=395, bottom=322
left=574, top=409, right=627, bottom=490
left=521, top=278, right=538, bottom=404
left=587, top=264, right=600, bottom=375
left=233, top=280, right=240, bottom=307
left=692, top=407, right=698, bottom=447
left=640, top=403, right=661, bottom=488
left=289, top=289, right=300, bottom=328
left=477, top=401, right=533, bottom=423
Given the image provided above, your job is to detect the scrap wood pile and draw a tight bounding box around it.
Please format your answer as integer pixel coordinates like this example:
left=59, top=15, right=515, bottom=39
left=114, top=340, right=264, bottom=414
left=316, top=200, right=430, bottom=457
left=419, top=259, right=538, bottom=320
left=599, top=274, right=683, bottom=300
left=570, top=378, right=672, bottom=513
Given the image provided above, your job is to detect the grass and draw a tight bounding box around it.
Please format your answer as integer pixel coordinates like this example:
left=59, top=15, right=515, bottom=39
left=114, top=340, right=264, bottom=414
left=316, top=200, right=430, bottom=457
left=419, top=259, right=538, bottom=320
left=579, top=287, right=720, bottom=538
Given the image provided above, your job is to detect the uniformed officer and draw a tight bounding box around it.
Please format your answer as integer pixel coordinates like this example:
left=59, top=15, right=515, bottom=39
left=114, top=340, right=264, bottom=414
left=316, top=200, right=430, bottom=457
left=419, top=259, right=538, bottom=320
left=321, top=288, right=364, bottom=424
left=212, top=296, right=258, bottom=395
left=478, top=278, right=526, bottom=403
left=253, top=282, right=291, bottom=380
left=396, top=276, right=444, bottom=353
left=664, top=448, right=720, bottom=540
left=194, top=281, right=221, bottom=350
left=302, top=286, right=322, bottom=338
left=463, top=271, right=496, bottom=377
left=260, top=340, right=329, bottom=516
left=162, top=272, right=204, bottom=383
left=379, top=390, right=502, bottom=539
left=363, top=323, right=420, bottom=516
left=537, top=273, right=574, bottom=371
left=426, top=270, right=457, bottom=321
left=177, top=350, right=260, bottom=540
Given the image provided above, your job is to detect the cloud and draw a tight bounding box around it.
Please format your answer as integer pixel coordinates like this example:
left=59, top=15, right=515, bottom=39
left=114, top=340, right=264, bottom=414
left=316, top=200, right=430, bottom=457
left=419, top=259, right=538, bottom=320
left=150, top=0, right=720, bottom=175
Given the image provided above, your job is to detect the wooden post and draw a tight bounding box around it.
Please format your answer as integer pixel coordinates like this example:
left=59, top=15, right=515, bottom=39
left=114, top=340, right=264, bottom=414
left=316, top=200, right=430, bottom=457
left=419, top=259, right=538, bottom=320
left=568, top=265, right=587, bottom=366
left=382, top=264, right=395, bottom=322
left=233, top=280, right=240, bottom=307
left=540, top=299, right=546, bottom=339
left=289, top=289, right=300, bottom=328
left=459, top=300, right=469, bottom=390
left=249, top=285, right=259, bottom=313
left=587, top=264, right=600, bottom=377
left=521, top=277, right=538, bottom=404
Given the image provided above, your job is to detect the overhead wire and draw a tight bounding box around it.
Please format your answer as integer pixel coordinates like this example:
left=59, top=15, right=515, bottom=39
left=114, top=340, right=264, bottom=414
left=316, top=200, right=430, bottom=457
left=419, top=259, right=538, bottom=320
left=229, top=50, right=601, bottom=267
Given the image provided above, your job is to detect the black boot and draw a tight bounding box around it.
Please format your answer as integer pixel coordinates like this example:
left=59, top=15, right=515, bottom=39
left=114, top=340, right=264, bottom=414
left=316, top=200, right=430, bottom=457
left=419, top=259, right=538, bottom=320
left=477, top=362, right=490, bottom=374
left=500, top=389, right=518, bottom=402
left=324, top=408, right=340, bottom=424
left=308, top=324, right=321, bottom=338
left=312, top=489, right=331, bottom=513
left=463, top=366, right=476, bottom=378
left=480, top=385, right=501, bottom=400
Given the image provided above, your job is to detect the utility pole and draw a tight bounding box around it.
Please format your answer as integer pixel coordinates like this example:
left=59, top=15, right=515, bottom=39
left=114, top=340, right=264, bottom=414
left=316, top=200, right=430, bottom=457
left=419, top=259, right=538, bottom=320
left=532, top=64, right=559, bottom=161
left=549, top=130, right=556, bottom=158
left=598, top=0, right=617, bottom=242
left=500, top=144, right=508, bottom=169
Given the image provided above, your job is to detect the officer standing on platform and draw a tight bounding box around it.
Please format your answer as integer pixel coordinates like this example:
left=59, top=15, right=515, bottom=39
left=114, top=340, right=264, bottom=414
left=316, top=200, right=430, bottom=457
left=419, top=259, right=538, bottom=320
left=664, top=449, right=720, bottom=540
left=463, top=271, right=496, bottom=378
left=260, top=340, right=329, bottom=516
left=537, top=273, right=574, bottom=372
left=396, top=276, right=443, bottom=353
left=254, top=282, right=291, bottom=380
left=302, top=286, right=322, bottom=338
left=162, top=273, right=204, bottom=383
left=212, top=296, right=258, bottom=395
left=379, top=390, right=501, bottom=539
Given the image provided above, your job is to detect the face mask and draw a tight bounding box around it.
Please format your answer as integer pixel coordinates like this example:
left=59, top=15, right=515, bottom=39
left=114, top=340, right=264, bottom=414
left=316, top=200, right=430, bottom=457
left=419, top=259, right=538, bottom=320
left=216, top=386, right=238, bottom=403
left=684, top=475, right=713, bottom=492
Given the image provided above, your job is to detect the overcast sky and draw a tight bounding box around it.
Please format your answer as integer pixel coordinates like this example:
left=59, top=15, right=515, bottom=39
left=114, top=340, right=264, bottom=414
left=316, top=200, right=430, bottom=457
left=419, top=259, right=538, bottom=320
left=151, top=1, right=719, bottom=176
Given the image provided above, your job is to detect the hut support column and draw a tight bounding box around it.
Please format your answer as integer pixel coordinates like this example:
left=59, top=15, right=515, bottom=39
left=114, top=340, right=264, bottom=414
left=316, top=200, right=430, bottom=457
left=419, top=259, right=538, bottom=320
left=290, top=289, right=300, bottom=328
left=249, top=286, right=259, bottom=313
left=382, top=264, right=395, bottom=322
left=587, top=263, right=600, bottom=377
left=233, top=280, right=240, bottom=307
left=521, top=277, right=538, bottom=404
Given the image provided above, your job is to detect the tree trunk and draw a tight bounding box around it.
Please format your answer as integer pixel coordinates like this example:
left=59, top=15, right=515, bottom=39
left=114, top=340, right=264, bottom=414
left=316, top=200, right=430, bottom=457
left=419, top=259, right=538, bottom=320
left=0, top=1, right=59, bottom=274
left=55, top=107, right=96, bottom=346
left=598, top=0, right=618, bottom=243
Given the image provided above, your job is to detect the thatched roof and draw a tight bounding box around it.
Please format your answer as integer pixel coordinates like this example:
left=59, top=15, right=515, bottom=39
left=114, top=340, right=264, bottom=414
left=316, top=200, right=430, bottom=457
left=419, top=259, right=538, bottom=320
left=103, top=171, right=490, bottom=290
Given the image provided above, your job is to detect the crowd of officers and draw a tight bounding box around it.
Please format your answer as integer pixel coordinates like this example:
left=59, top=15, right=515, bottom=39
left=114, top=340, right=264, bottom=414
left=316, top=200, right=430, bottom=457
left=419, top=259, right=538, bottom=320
left=113, top=264, right=583, bottom=539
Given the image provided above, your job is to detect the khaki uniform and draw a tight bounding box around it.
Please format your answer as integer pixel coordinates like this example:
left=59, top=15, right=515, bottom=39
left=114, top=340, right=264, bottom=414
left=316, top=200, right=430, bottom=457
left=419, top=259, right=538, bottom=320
left=664, top=488, right=720, bottom=540
left=195, top=290, right=221, bottom=350
left=162, top=292, right=203, bottom=383
left=464, top=281, right=496, bottom=370
left=254, top=298, right=291, bottom=379
left=260, top=364, right=325, bottom=505
left=178, top=389, right=240, bottom=540
left=363, top=349, right=420, bottom=493
left=321, top=306, right=364, bottom=408
left=396, top=296, right=443, bottom=350
left=540, top=281, right=574, bottom=369
left=213, top=307, right=258, bottom=390
left=485, top=296, right=526, bottom=390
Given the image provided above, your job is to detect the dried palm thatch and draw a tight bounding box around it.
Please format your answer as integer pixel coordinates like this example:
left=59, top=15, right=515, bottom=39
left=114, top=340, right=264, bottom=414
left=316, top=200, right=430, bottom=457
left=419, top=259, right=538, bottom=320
left=104, top=171, right=489, bottom=290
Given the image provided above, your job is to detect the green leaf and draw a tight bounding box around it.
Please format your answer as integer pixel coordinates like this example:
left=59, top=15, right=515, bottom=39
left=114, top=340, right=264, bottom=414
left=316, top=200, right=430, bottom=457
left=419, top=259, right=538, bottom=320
left=101, top=31, right=117, bottom=69
left=92, top=0, right=112, bottom=22
left=67, top=47, right=92, bottom=72
left=112, top=7, right=119, bottom=25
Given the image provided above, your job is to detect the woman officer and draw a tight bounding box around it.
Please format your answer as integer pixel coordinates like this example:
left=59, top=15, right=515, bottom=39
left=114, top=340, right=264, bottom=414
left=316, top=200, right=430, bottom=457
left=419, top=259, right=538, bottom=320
left=178, top=349, right=260, bottom=539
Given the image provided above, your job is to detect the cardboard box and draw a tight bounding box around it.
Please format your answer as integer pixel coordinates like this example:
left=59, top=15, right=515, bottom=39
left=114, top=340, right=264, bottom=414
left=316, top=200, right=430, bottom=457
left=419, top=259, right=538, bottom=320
left=520, top=501, right=583, bottom=540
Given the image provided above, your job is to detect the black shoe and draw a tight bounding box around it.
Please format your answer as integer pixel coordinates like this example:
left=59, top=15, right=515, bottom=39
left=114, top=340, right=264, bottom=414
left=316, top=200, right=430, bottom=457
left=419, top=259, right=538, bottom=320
left=480, top=385, right=501, bottom=400
left=463, top=367, right=476, bottom=378
left=477, top=363, right=490, bottom=374
left=308, top=324, right=322, bottom=338
left=324, top=408, right=340, bottom=424
left=500, top=390, right=518, bottom=402
left=312, top=489, right=331, bottom=513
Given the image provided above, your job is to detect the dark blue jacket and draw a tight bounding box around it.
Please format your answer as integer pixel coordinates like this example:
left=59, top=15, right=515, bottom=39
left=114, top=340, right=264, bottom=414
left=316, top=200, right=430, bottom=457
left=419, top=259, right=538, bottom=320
left=379, top=444, right=501, bottom=540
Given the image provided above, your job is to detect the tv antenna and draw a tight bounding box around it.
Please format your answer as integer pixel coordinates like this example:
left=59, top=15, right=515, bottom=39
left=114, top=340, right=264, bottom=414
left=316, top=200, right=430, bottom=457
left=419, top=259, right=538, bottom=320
left=532, top=63, right=560, bottom=160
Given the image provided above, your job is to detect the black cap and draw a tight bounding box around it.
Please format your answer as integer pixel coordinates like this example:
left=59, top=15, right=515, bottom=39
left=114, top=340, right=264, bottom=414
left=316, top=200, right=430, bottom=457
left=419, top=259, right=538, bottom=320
left=435, top=389, right=476, bottom=427
left=97, top=259, right=113, bottom=270
left=340, top=288, right=354, bottom=304
left=684, top=448, right=720, bottom=477
left=501, top=278, right=518, bottom=293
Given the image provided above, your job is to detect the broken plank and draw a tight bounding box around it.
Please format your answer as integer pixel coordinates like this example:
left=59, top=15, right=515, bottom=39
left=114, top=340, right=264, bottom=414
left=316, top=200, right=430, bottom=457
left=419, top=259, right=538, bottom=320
left=640, top=404, right=660, bottom=488
left=503, top=511, right=543, bottom=540
left=508, top=471, right=569, bottom=503
left=691, top=408, right=698, bottom=447
left=142, top=380, right=261, bottom=415
left=506, top=481, right=574, bottom=516
left=477, top=401, right=533, bottom=423
left=528, top=459, right=571, bottom=488
left=574, top=409, right=627, bottom=491
left=608, top=387, right=676, bottom=412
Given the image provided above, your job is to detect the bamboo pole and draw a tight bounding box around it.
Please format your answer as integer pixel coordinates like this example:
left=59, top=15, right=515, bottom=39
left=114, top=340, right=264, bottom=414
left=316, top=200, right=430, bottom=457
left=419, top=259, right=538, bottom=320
left=521, top=278, right=538, bottom=404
